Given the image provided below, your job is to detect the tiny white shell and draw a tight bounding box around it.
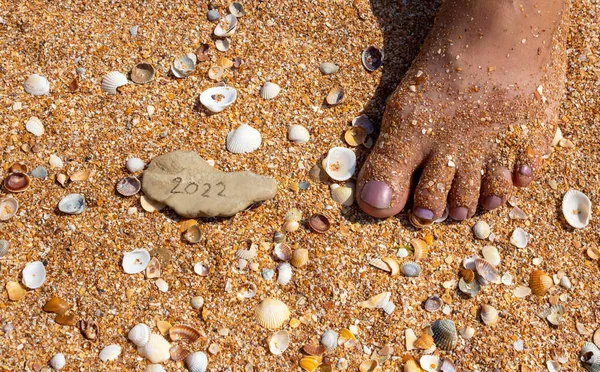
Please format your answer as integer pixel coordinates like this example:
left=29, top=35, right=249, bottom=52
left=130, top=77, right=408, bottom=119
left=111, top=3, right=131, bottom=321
left=226, top=124, right=262, bottom=154
left=144, top=365, right=166, bottom=372
left=126, top=157, right=145, bottom=173
left=24, top=74, right=50, bottom=95
left=22, top=261, right=46, bottom=289
left=185, top=351, right=208, bottom=372
left=25, top=117, right=44, bottom=136
left=562, top=189, right=591, bottom=229
left=260, top=82, right=281, bottom=99
left=473, top=221, right=490, bottom=240
left=323, top=147, right=356, bottom=181
left=420, top=355, right=440, bottom=372
left=214, top=14, right=237, bottom=37
left=268, top=330, right=290, bottom=355
left=215, top=38, right=231, bottom=52
left=194, top=262, right=209, bottom=276
left=287, top=125, right=310, bottom=144
left=277, top=262, right=292, bottom=285
left=155, top=278, right=168, bottom=292
left=171, top=53, right=197, bottom=78
left=319, top=62, right=339, bottom=75
left=382, top=299, right=396, bottom=315
left=101, top=71, right=128, bottom=94
left=320, top=330, right=338, bottom=350
left=138, top=334, right=171, bottom=364
left=122, top=248, right=151, bottom=274
left=199, top=86, right=237, bottom=113
left=331, top=183, right=355, bottom=207
left=510, top=228, right=528, bottom=248
left=191, top=296, right=205, bottom=310
left=58, top=193, right=85, bottom=214
left=49, top=353, right=66, bottom=370
left=49, top=154, right=64, bottom=168
left=99, top=344, right=122, bottom=362
left=128, top=323, right=151, bottom=347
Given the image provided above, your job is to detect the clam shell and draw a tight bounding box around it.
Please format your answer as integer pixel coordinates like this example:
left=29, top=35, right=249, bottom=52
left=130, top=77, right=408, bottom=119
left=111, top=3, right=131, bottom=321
left=116, top=176, right=141, bottom=196
left=99, top=344, right=122, bottom=362
left=169, top=344, right=190, bottom=361
left=31, top=166, right=48, bottom=179
left=326, top=86, right=346, bottom=106
left=22, top=261, right=46, bottom=289
left=185, top=351, right=208, bottom=372
left=101, top=71, right=128, bottom=94
left=458, top=277, right=480, bottom=297
left=529, top=270, right=553, bottom=296
left=359, top=360, right=378, bottom=372
left=43, top=296, right=70, bottom=315
left=194, top=262, right=209, bottom=276
left=215, top=38, right=231, bottom=52
left=430, top=319, right=457, bottom=350
left=419, top=355, right=440, bottom=372
left=410, top=238, right=429, bottom=260
left=581, top=342, right=600, bottom=367
left=214, top=14, right=237, bottom=37
left=260, top=82, right=281, bottom=99
left=538, top=304, right=566, bottom=326
left=409, top=209, right=433, bottom=229
left=474, top=258, right=498, bottom=283
left=413, top=334, right=434, bottom=349
left=236, top=241, right=257, bottom=260
left=439, top=359, right=457, bottom=372
left=191, top=296, right=204, bottom=310
left=208, top=65, right=224, bottom=80
left=320, top=330, right=338, bottom=350
left=0, top=197, right=19, bottom=221
left=319, top=62, right=339, bottom=75
left=323, top=147, right=356, bottom=181
left=473, top=221, right=490, bottom=239
left=0, top=239, right=8, bottom=258
left=510, top=228, right=528, bottom=248
left=401, top=261, right=421, bottom=277
left=130, top=62, right=155, bottom=84
left=25, top=116, right=45, bottom=136
left=369, top=258, right=391, bottom=273
left=424, top=295, right=443, bottom=312
left=183, top=225, right=203, bottom=244
left=200, top=86, right=237, bottom=113
left=255, top=298, right=290, bottom=329
left=273, top=243, right=292, bottom=261
left=344, top=126, right=367, bottom=147
left=128, top=323, right=151, bottom=347
left=145, top=257, right=161, bottom=279
left=207, top=9, right=220, bottom=22
left=122, top=248, right=151, bottom=274
left=24, top=74, right=50, bottom=95
left=229, top=2, right=245, bottom=17
left=352, top=114, right=375, bottom=134
left=268, top=330, right=290, bottom=355
left=169, top=324, right=200, bottom=342
left=287, top=125, right=310, bottom=144
left=562, top=189, right=591, bottom=228
left=291, top=248, right=309, bottom=268
left=236, top=281, right=257, bottom=299
left=138, top=334, right=171, bottom=364
left=299, top=356, right=322, bottom=372
left=303, top=344, right=326, bottom=356
left=140, top=195, right=166, bottom=213
left=226, top=124, right=262, bottom=154
left=460, top=269, right=475, bottom=283
left=49, top=353, right=66, bottom=370
left=362, top=46, right=384, bottom=71
left=4, top=172, right=30, bottom=193
left=359, top=292, right=391, bottom=309
left=331, top=183, right=355, bottom=206
left=308, top=213, right=330, bottom=233
left=283, top=220, right=300, bottom=232
left=145, top=365, right=166, bottom=372
left=480, top=304, right=499, bottom=326
left=171, top=53, right=197, bottom=78
left=382, top=257, right=400, bottom=276
left=481, top=245, right=501, bottom=266
left=277, top=262, right=293, bottom=285
left=9, top=163, right=27, bottom=173
left=58, top=193, right=86, bottom=214
left=284, top=208, right=303, bottom=222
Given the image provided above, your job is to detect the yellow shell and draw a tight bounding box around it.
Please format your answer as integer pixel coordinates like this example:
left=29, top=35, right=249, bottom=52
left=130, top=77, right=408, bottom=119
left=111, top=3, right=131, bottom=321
left=529, top=270, right=553, bottom=296
left=411, top=238, right=429, bottom=260
left=404, top=358, right=424, bottom=372
left=6, top=281, right=26, bottom=301
left=338, top=328, right=356, bottom=344
left=255, top=298, right=291, bottom=329
left=413, top=333, right=434, bottom=349
left=359, top=360, right=378, bottom=372
left=344, top=126, right=367, bottom=147
left=299, top=355, right=322, bottom=372
left=460, top=269, right=475, bottom=283
left=291, top=248, right=309, bottom=268
left=382, top=257, right=400, bottom=276
left=157, top=320, right=172, bottom=335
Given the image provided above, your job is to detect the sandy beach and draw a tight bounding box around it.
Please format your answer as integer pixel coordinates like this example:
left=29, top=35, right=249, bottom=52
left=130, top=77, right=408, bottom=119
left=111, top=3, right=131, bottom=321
left=0, top=0, right=599, bottom=370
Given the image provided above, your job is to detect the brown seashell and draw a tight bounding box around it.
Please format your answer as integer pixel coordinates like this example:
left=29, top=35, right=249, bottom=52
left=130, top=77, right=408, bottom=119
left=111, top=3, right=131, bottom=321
left=529, top=270, right=553, bottom=296
left=408, top=210, right=433, bottom=229
left=326, top=86, right=346, bottom=106
left=474, top=258, right=498, bottom=283
left=69, top=169, right=92, bottom=182
left=4, top=172, right=31, bottom=193
left=169, top=324, right=201, bottom=342
left=309, top=163, right=329, bottom=183
left=196, top=43, right=210, bottom=62
left=8, top=163, right=27, bottom=173
left=145, top=257, right=161, bottom=279
left=308, top=214, right=330, bottom=233
left=6, top=281, right=26, bottom=301
left=184, top=225, right=203, bottom=244
left=480, top=304, right=499, bottom=326
left=130, top=62, right=155, bottom=84
left=55, top=313, right=76, bottom=326
left=291, top=248, right=309, bottom=268
left=359, top=360, right=378, bottom=372
left=68, top=77, right=79, bottom=92
left=344, top=126, right=367, bottom=147
left=272, top=243, right=292, bottom=261
left=170, top=344, right=190, bottom=361
left=302, top=344, right=326, bottom=356
left=77, top=319, right=99, bottom=340
left=587, top=247, right=600, bottom=260
left=43, top=296, right=70, bottom=315
left=410, top=238, right=429, bottom=260
left=299, top=355, right=322, bottom=372
left=413, top=333, right=434, bottom=349
left=460, top=269, right=475, bottom=283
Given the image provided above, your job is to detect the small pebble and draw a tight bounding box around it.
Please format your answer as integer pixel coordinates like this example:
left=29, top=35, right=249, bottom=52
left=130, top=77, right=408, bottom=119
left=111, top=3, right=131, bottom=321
left=208, top=343, right=219, bottom=355
left=514, top=339, right=524, bottom=351
left=126, top=157, right=145, bottom=173
left=49, top=353, right=66, bottom=370
left=396, top=248, right=409, bottom=258
left=155, top=278, right=168, bottom=292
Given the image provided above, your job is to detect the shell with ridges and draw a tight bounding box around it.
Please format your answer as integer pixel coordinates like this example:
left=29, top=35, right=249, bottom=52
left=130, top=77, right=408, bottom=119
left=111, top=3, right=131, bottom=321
left=299, top=355, right=322, bottom=372
left=99, top=344, right=122, bottom=362
left=199, top=86, right=237, bottom=113
left=359, top=292, right=391, bottom=309
left=214, top=14, right=237, bottom=37
left=284, top=208, right=302, bottom=222
left=169, top=344, right=189, bottom=361
left=287, top=125, right=310, bottom=144
left=480, top=304, right=499, bottom=326
left=413, top=334, right=434, bottom=349
left=430, top=319, right=458, bottom=350
left=0, top=239, right=8, bottom=258
left=25, top=116, right=44, bottom=136
left=260, top=82, right=281, bottom=99
left=382, top=257, right=400, bottom=276
left=277, top=262, right=292, bottom=285
left=438, top=359, right=457, bottom=372
left=474, top=258, right=498, bottom=283
left=138, top=334, right=171, bottom=364
left=24, top=74, right=50, bottom=95
left=382, top=300, right=396, bottom=315
left=369, top=258, right=391, bottom=272
left=410, top=238, right=429, bottom=260
left=101, top=71, right=128, bottom=94
left=236, top=242, right=257, bottom=260
left=128, top=323, right=151, bottom=347
left=473, top=221, right=491, bottom=239
left=562, top=189, right=592, bottom=228
left=273, top=243, right=292, bottom=261
left=169, top=324, right=200, bottom=342
left=255, top=298, right=290, bottom=329
left=530, top=270, right=553, bottom=296
left=268, top=330, right=290, bottom=355
left=401, top=261, right=421, bottom=277
left=185, top=351, right=208, bottom=372
left=320, top=330, right=338, bottom=350
left=331, top=183, right=355, bottom=206
left=291, top=248, right=309, bottom=268
left=538, top=304, right=566, bottom=326
left=226, top=124, right=261, bottom=154
left=581, top=342, right=600, bottom=369
left=404, top=358, right=423, bottom=372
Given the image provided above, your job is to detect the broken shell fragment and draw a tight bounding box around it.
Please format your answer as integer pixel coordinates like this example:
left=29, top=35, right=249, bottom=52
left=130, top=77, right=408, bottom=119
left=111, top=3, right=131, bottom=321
left=24, top=74, right=50, bottom=95
left=58, top=193, right=86, bottom=214
left=200, top=86, right=237, bottom=113
left=22, top=261, right=46, bottom=289
left=359, top=360, right=378, bottom=372
left=287, top=125, right=310, bottom=144
left=208, top=65, right=224, bottom=80
left=323, top=147, right=356, bottom=181
left=260, top=82, right=281, bottom=99
left=77, top=319, right=99, bottom=340
left=480, top=304, right=499, bottom=326
left=229, top=2, right=244, bottom=17
left=171, top=53, right=197, bottom=78
left=326, top=86, right=346, bottom=106
left=236, top=282, right=257, bottom=299
left=419, top=355, right=440, bottom=372
left=411, top=238, right=429, bottom=260
left=276, top=262, right=292, bottom=285
left=99, top=344, right=122, bottom=362
left=401, top=261, right=421, bottom=277
left=0, top=197, right=19, bottom=221
left=538, top=304, right=566, bottom=326
left=369, top=258, right=391, bottom=273
left=185, top=351, right=208, bottom=372
left=25, top=116, right=45, bottom=136
left=430, top=319, right=458, bottom=350
left=362, top=46, right=384, bottom=72
left=580, top=342, right=600, bottom=370
left=320, top=330, right=338, bottom=350
left=169, top=324, right=200, bottom=342
left=43, top=296, right=70, bottom=315
left=128, top=323, right=151, bottom=347
left=214, top=14, right=237, bottom=37
left=413, top=334, right=434, bottom=350
left=101, top=71, right=128, bottom=94
left=382, top=257, right=400, bottom=276
left=255, top=298, right=290, bottom=329
left=359, top=292, right=391, bottom=309
left=344, top=126, right=367, bottom=147
left=0, top=239, right=8, bottom=257
left=273, top=243, right=292, bottom=261
left=122, top=248, right=151, bottom=274
left=226, top=123, right=262, bottom=154
left=562, top=189, right=591, bottom=229
left=6, top=281, right=26, bottom=301
left=4, top=172, right=30, bottom=193
left=308, top=213, right=330, bottom=233
left=268, top=330, right=290, bottom=355
left=130, top=62, right=155, bottom=84
left=116, top=176, right=142, bottom=196
left=236, top=241, right=257, bottom=260
left=481, top=245, right=501, bottom=266
left=458, top=277, right=480, bottom=297
left=169, top=344, right=190, bottom=361
left=474, top=258, right=498, bottom=283
left=529, top=270, right=553, bottom=296
left=352, top=114, right=375, bottom=134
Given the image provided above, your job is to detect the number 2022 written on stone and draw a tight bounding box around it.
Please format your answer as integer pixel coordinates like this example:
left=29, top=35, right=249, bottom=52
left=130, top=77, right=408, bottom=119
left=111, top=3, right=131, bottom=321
left=170, top=177, right=227, bottom=198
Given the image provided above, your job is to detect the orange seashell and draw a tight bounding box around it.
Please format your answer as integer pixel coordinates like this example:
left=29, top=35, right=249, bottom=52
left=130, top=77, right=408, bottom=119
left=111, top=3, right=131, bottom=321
left=291, top=248, right=309, bottom=268
left=157, top=320, right=172, bottom=335
left=302, top=344, right=326, bottom=356
left=55, top=313, right=76, bottom=326
left=529, top=270, right=553, bottom=296
left=4, top=172, right=31, bottom=193
left=404, top=358, right=424, bottom=372
left=410, top=238, right=429, bottom=260
left=413, top=333, right=434, bottom=349
left=169, top=324, right=201, bottom=342
left=460, top=269, right=475, bottom=283
left=8, top=163, right=27, bottom=173
left=43, top=296, right=71, bottom=315
left=169, top=344, right=190, bottom=361
left=299, top=355, right=322, bottom=372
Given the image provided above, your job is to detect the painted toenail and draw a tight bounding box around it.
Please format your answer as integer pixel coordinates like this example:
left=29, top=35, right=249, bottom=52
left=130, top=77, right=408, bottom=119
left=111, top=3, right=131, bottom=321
left=449, top=207, right=469, bottom=221
left=483, top=195, right=502, bottom=210
left=360, top=181, right=392, bottom=209
left=414, top=207, right=434, bottom=221
left=519, top=165, right=532, bottom=177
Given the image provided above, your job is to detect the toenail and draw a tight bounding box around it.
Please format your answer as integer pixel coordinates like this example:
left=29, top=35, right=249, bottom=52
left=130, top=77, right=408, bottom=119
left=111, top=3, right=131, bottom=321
left=360, top=181, right=392, bottom=209
left=414, top=207, right=434, bottom=221
left=519, top=165, right=532, bottom=177
left=482, top=195, right=502, bottom=210
left=449, top=207, right=469, bottom=221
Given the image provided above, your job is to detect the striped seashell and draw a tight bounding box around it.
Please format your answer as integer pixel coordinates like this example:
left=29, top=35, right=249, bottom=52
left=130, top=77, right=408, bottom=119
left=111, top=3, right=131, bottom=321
left=430, top=319, right=458, bottom=351
left=101, top=71, right=128, bottom=94
left=169, top=324, right=200, bottom=342
left=382, top=300, right=396, bottom=315
left=529, top=270, right=553, bottom=296
left=299, top=355, right=322, bottom=372
left=424, top=295, right=443, bottom=312
left=277, top=262, right=292, bottom=285
left=226, top=124, right=261, bottom=154
left=25, top=116, right=44, bottom=136
left=291, top=248, right=309, bottom=268
left=288, top=125, right=310, bottom=144
left=369, top=258, right=391, bottom=272
left=24, top=74, right=50, bottom=95
left=260, top=82, right=281, bottom=99
left=185, top=351, right=208, bottom=372
left=331, top=183, right=355, bottom=206
left=581, top=342, right=600, bottom=369
left=382, top=257, right=400, bottom=276
left=438, top=358, right=457, bottom=372
left=284, top=208, right=303, bottom=222
left=413, top=334, right=434, bottom=349
left=537, top=304, right=566, bottom=326
left=474, top=258, right=498, bottom=283
left=169, top=344, right=190, bottom=361
left=411, top=238, right=429, bottom=260
left=401, top=261, right=421, bottom=277
left=479, top=304, right=499, bottom=326
left=404, top=358, right=422, bottom=372
left=255, top=298, right=290, bottom=329
left=0, top=239, right=8, bottom=258
left=128, top=323, right=151, bottom=347
left=235, top=242, right=257, bottom=260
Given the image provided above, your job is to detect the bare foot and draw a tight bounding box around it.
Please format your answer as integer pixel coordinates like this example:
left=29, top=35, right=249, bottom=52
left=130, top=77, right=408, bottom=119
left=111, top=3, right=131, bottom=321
left=357, top=0, right=569, bottom=221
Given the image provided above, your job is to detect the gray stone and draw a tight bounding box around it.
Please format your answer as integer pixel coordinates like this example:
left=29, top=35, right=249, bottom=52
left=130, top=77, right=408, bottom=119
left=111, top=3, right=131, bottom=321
left=142, top=151, right=277, bottom=218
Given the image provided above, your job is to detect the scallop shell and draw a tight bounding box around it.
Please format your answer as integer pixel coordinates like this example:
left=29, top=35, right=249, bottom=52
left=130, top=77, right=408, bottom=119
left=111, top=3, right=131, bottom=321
left=25, top=116, right=45, bottom=136
left=352, top=114, right=375, bottom=134
left=424, top=295, right=443, bottom=312
left=414, top=334, right=434, bottom=349
left=171, top=53, right=197, bottom=78
left=299, top=356, right=322, bottom=372
left=458, top=277, right=480, bottom=297
left=0, top=197, right=19, bottom=221
left=480, top=304, right=499, bottom=326
left=430, top=319, right=457, bottom=350
left=58, top=193, right=86, bottom=214
left=319, top=62, right=339, bottom=75
left=283, top=220, right=300, bottom=232
left=101, top=71, right=128, bottom=94
left=411, top=238, right=429, bottom=260
left=24, top=74, right=50, bottom=95
left=277, top=262, right=293, bottom=285
left=538, top=304, right=566, bottom=326
left=169, top=324, right=200, bottom=342
left=268, top=330, right=290, bottom=355
left=287, top=125, right=310, bottom=144
left=510, top=228, right=528, bottom=248
left=438, top=359, right=457, bottom=372
left=291, top=248, right=309, bottom=268
left=236, top=242, right=257, bottom=260
left=138, top=334, right=171, bottom=364
left=369, top=258, right=391, bottom=273
left=49, top=353, right=66, bottom=370
left=362, top=46, right=384, bottom=71
left=116, top=176, right=141, bottom=196
left=581, top=342, right=600, bottom=368
left=382, top=299, right=396, bottom=315
left=326, top=86, right=346, bottom=106
left=284, top=208, right=303, bottom=222
left=122, top=248, right=151, bottom=274
left=255, top=298, right=290, bottom=329
left=200, top=86, right=237, bottom=113
left=382, top=257, right=400, bottom=276
left=0, top=239, right=8, bottom=258
left=229, top=2, right=245, bottom=17
left=215, top=38, right=231, bottom=52
left=474, top=258, right=498, bottom=283
left=226, top=124, right=261, bottom=154
left=214, top=14, right=237, bottom=37
left=260, top=82, right=281, bottom=99
left=529, top=270, right=553, bottom=296
left=308, top=213, right=330, bottom=233
left=99, top=344, right=122, bottom=362
left=359, top=360, right=378, bottom=372
left=130, top=62, right=155, bottom=84
left=401, top=261, right=421, bottom=277
left=22, top=261, right=46, bottom=289
left=419, top=355, right=440, bottom=372
left=331, top=183, right=355, bottom=206
left=4, top=172, right=30, bottom=193
left=323, top=147, right=356, bottom=181
left=562, top=190, right=591, bottom=228
left=128, top=323, right=151, bottom=347
left=144, top=365, right=166, bottom=372
left=359, top=292, right=391, bottom=309
left=185, top=351, right=208, bottom=372
left=473, top=221, right=490, bottom=239
left=320, top=330, right=338, bottom=350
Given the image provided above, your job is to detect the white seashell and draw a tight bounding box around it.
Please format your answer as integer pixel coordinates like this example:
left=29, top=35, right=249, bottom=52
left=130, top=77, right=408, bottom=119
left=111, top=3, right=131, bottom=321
left=460, top=326, right=475, bottom=340
left=129, top=25, right=139, bottom=37
left=0, top=197, right=19, bottom=221
left=255, top=298, right=290, bottom=329
left=22, top=261, right=46, bottom=289
left=199, top=86, right=237, bottom=113
left=560, top=276, right=571, bottom=289
left=128, top=323, right=151, bottom=347
left=58, top=193, right=85, bottom=214
left=214, top=14, right=237, bottom=37
left=268, top=330, right=290, bottom=355
left=49, top=353, right=66, bottom=370
left=24, top=74, right=50, bottom=95
left=126, top=157, right=145, bottom=173
left=155, top=278, right=168, bottom=292
left=191, top=296, right=204, bottom=310
left=473, top=221, right=490, bottom=239
left=194, top=262, right=209, bottom=276
left=25, top=117, right=44, bottom=136
left=138, top=334, right=171, bottom=364
left=551, top=127, right=563, bottom=147
left=226, top=124, right=262, bottom=154
left=323, top=147, right=356, bottom=181
left=510, top=228, right=528, bottom=248
left=99, top=344, right=122, bottom=362
left=319, top=62, right=339, bottom=75
left=513, top=286, right=531, bottom=298
left=260, top=82, right=281, bottom=99
left=331, top=183, right=355, bottom=206
left=277, top=262, right=292, bottom=285
left=359, top=292, right=391, bottom=309
left=229, top=2, right=244, bottom=17
left=287, top=125, right=310, bottom=144
left=101, top=71, right=128, bottom=94
left=463, top=254, right=479, bottom=270
left=215, top=38, right=231, bottom=52
left=185, top=351, right=208, bottom=372
left=382, top=299, right=396, bottom=315
left=397, top=248, right=409, bottom=258
left=481, top=246, right=500, bottom=266
left=140, top=195, right=166, bottom=213
left=562, top=190, right=591, bottom=229
left=236, top=243, right=257, bottom=260
left=122, top=248, right=151, bottom=274
left=405, top=328, right=417, bottom=350
left=419, top=355, right=440, bottom=372
left=236, top=282, right=257, bottom=299
left=49, top=154, right=64, bottom=168
left=171, top=53, right=197, bottom=78
left=144, top=365, right=166, bottom=372
left=320, top=330, right=338, bottom=350
left=352, top=114, right=375, bottom=134
left=501, top=272, right=513, bottom=285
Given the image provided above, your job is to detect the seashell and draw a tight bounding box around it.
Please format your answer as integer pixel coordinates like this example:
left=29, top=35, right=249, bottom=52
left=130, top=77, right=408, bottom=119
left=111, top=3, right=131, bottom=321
left=510, top=228, right=528, bottom=248
left=331, top=183, right=355, bottom=206
left=122, top=248, right=151, bottom=274
left=560, top=276, right=571, bottom=289
left=409, top=209, right=433, bottom=229
left=481, top=245, right=501, bottom=266
left=424, top=295, right=443, bottom=312
left=255, top=298, right=290, bottom=329
left=0, top=239, right=8, bottom=257
left=184, top=225, right=203, bottom=244
left=474, top=258, right=498, bottom=283
left=362, top=46, right=384, bottom=72
left=208, top=65, right=224, bottom=80
left=214, top=14, right=237, bottom=37
left=130, top=62, right=155, bottom=84
left=404, top=358, right=423, bottom=372
left=8, top=163, right=27, bottom=174
left=463, top=255, right=479, bottom=270
left=277, top=262, right=293, bottom=285
left=344, top=126, right=367, bottom=147
left=236, top=281, right=257, bottom=299
left=25, top=116, right=44, bottom=136
left=581, top=342, right=600, bottom=368
left=193, top=262, right=209, bottom=276
left=410, top=238, right=429, bottom=260
left=116, top=176, right=141, bottom=196
left=58, top=193, right=86, bottom=214
left=382, top=257, right=400, bottom=276
left=551, top=127, right=563, bottom=147
left=129, top=25, right=139, bottom=37
left=207, top=9, right=220, bottom=22
left=101, top=71, right=128, bottom=94
left=382, top=299, right=396, bottom=315
left=359, top=360, right=378, bottom=372
left=538, top=304, right=566, bottom=326
left=291, top=248, right=309, bottom=268
left=171, top=53, right=197, bottom=78
left=169, top=344, right=190, bottom=361
left=480, top=304, right=499, bottom=326
left=562, top=190, right=592, bottom=228
left=320, top=330, right=338, bottom=350
left=260, top=82, right=281, bottom=99
left=359, top=292, right=391, bottom=309
left=141, top=195, right=166, bottom=213
left=460, top=326, right=475, bottom=339
left=326, top=86, right=346, bottom=106
left=22, top=261, right=46, bottom=289
left=401, top=261, right=421, bottom=277
left=588, top=247, right=600, bottom=260
left=413, top=334, right=434, bottom=349
left=6, top=281, right=26, bottom=301
left=268, top=330, right=290, bottom=355
left=323, top=147, right=356, bottom=181
left=352, top=114, right=375, bottom=135
left=226, top=124, right=261, bottom=154
left=169, top=324, right=200, bottom=342
left=216, top=56, right=233, bottom=69
left=319, top=62, right=339, bottom=75
left=138, top=334, right=171, bottom=363
left=369, top=258, right=391, bottom=273
left=31, top=166, right=48, bottom=179
left=438, top=359, right=457, bottom=372
left=126, top=157, right=145, bottom=173
left=185, top=351, right=208, bottom=372
left=49, top=154, right=64, bottom=168
left=0, top=197, right=19, bottom=221
left=308, top=213, right=330, bottom=233
left=283, top=220, right=300, bottom=232
left=215, top=38, right=231, bottom=52
left=43, top=296, right=70, bottom=315
left=145, top=365, right=166, bottom=372
left=529, top=270, right=553, bottom=296
left=299, top=356, right=322, bottom=372
left=513, top=285, right=531, bottom=298
left=284, top=208, right=303, bottom=222
left=99, top=344, right=122, bottom=362
left=56, top=173, right=69, bottom=187
left=430, top=319, right=457, bottom=350
left=229, top=2, right=245, bottom=17
left=273, top=243, right=292, bottom=261
left=77, top=319, right=99, bottom=340
left=4, top=172, right=30, bottom=193
left=157, top=320, right=172, bottom=336
left=191, top=296, right=204, bottom=310
left=49, top=353, right=66, bottom=370
left=419, top=355, right=440, bottom=372
left=309, top=162, right=329, bottom=183
left=434, top=206, right=449, bottom=223
left=236, top=242, right=257, bottom=260
left=473, top=221, right=490, bottom=239
left=24, top=74, right=50, bottom=95
left=128, top=323, right=151, bottom=347
left=287, top=125, right=310, bottom=144
left=458, top=277, right=480, bottom=297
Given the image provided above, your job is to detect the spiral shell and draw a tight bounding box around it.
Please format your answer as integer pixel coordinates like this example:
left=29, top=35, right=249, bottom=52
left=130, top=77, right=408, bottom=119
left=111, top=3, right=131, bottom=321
left=410, top=238, right=429, bottom=260
left=529, top=270, right=553, bottom=296
left=128, top=323, right=151, bottom=347
left=401, top=261, right=421, bottom=277
left=430, top=319, right=457, bottom=350
left=255, top=298, right=290, bottom=329
left=291, top=248, right=309, bottom=268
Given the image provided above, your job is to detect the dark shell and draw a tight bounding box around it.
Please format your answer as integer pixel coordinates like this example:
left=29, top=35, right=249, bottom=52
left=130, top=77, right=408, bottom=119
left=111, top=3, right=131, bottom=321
left=116, top=176, right=141, bottom=196
left=430, top=319, right=458, bottom=351
left=424, top=295, right=443, bottom=312
left=308, top=214, right=330, bottom=233
left=130, top=62, right=155, bottom=84
left=4, top=172, right=31, bottom=193
left=8, top=163, right=27, bottom=173
left=207, top=9, right=220, bottom=22
left=196, top=43, right=211, bottom=62
left=361, top=46, right=384, bottom=72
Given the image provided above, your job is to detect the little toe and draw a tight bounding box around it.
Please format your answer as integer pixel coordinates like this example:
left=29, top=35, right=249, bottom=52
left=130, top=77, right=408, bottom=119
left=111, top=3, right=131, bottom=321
left=448, top=158, right=484, bottom=221
left=480, top=163, right=512, bottom=211
left=513, top=142, right=548, bottom=187
left=413, top=152, right=457, bottom=221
